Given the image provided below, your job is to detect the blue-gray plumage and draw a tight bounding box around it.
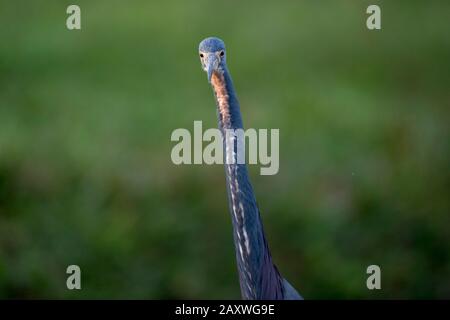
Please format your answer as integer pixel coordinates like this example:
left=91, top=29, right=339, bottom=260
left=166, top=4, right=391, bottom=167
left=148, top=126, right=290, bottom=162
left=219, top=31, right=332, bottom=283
left=198, top=37, right=302, bottom=300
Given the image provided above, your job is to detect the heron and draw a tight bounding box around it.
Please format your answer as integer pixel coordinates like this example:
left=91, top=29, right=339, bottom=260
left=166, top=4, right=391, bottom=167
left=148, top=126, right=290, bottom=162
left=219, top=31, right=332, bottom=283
left=198, top=37, right=302, bottom=300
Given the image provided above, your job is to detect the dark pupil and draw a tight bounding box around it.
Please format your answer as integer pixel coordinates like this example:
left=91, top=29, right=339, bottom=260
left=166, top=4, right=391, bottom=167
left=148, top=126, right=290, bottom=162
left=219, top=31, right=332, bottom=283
left=200, top=53, right=204, bottom=58
left=220, top=51, right=224, bottom=56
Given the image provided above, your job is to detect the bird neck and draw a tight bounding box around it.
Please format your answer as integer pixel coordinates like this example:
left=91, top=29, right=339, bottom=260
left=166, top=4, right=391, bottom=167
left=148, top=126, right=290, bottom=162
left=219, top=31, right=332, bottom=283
left=210, top=68, right=242, bottom=131
left=210, top=67, right=284, bottom=299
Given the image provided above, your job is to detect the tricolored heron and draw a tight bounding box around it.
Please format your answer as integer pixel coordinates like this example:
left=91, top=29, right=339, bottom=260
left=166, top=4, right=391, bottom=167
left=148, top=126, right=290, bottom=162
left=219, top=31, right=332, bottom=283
left=198, top=37, right=302, bottom=300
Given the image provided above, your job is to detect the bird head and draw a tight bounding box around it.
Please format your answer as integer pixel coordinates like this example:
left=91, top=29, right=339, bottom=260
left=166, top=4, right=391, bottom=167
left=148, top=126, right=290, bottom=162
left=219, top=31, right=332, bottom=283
left=199, top=37, right=226, bottom=82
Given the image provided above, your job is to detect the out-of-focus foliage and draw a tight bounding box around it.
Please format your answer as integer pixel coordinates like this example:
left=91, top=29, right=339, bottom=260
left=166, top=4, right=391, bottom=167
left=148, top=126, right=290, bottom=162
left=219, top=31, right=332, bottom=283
left=0, top=0, right=449, bottom=298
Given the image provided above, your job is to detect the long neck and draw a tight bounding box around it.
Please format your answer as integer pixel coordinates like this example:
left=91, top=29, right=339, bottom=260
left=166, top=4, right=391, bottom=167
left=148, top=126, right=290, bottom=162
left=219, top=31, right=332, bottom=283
left=210, top=66, right=284, bottom=299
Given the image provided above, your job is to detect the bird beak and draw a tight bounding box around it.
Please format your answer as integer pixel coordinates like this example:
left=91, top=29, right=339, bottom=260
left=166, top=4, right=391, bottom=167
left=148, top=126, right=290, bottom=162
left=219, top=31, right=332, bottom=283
left=206, top=54, right=219, bottom=83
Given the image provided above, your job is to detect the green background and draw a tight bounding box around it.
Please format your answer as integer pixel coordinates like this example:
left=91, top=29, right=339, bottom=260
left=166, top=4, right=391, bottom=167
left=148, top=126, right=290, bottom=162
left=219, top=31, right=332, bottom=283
left=0, top=0, right=449, bottom=298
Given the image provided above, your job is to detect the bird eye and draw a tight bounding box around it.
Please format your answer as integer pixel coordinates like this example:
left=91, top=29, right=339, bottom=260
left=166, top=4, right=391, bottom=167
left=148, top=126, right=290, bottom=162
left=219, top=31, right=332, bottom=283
left=199, top=53, right=204, bottom=58
left=220, top=51, right=225, bottom=57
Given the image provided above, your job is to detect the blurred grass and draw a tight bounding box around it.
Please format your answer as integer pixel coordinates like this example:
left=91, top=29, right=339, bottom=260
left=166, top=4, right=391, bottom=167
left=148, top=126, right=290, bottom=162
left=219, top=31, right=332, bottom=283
left=0, top=0, right=449, bottom=298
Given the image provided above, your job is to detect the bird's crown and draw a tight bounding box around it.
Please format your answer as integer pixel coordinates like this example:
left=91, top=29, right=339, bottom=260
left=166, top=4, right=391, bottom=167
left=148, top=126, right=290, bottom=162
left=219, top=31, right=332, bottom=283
left=199, top=37, right=226, bottom=53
